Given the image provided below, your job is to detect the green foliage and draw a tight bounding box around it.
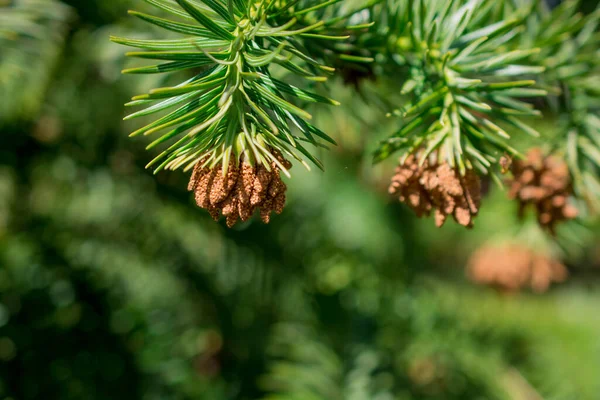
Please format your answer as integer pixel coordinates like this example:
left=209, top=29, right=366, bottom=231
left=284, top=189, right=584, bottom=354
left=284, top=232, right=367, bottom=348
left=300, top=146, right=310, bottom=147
left=109, top=0, right=600, bottom=209
left=111, top=0, right=360, bottom=175
left=373, top=0, right=545, bottom=179
left=259, top=324, right=395, bottom=400
left=0, top=0, right=71, bottom=122
left=520, top=0, right=600, bottom=211
left=1, top=1, right=600, bottom=400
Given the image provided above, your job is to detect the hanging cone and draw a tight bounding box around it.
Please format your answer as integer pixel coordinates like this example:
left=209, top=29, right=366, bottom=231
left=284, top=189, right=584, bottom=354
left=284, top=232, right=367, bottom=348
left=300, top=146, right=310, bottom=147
left=188, top=151, right=292, bottom=227
left=389, top=153, right=481, bottom=228
left=467, top=245, right=568, bottom=293
left=508, top=148, right=578, bottom=234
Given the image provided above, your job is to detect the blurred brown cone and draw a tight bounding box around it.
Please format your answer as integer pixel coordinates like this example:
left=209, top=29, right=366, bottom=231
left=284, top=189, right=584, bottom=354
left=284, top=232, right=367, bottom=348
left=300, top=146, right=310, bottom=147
left=388, top=153, right=481, bottom=228
left=508, top=148, right=578, bottom=234
left=467, top=245, right=568, bottom=293
left=188, top=152, right=291, bottom=227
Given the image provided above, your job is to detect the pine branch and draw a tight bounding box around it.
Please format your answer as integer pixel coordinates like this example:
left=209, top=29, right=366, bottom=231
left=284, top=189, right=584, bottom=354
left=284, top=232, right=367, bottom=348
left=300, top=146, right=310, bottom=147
left=112, top=0, right=355, bottom=176
left=372, top=0, right=546, bottom=178
left=270, top=0, right=385, bottom=85
left=0, top=0, right=72, bottom=122
left=519, top=0, right=600, bottom=212
left=259, top=323, right=394, bottom=400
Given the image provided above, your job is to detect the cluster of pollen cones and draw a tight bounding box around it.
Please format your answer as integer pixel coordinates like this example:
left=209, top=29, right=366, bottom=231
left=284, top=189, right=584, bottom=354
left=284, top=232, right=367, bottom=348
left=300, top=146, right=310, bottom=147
left=188, top=152, right=291, bottom=227
left=389, top=154, right=481, bottom=228
left=468, top=245, right=568, bottom=293
left=508, top=148, right=578, bottom=233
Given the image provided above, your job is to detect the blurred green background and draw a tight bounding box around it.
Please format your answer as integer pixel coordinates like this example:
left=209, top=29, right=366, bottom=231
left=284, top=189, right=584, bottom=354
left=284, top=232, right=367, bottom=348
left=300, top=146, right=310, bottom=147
left=1, top=1, right=599, bottom=399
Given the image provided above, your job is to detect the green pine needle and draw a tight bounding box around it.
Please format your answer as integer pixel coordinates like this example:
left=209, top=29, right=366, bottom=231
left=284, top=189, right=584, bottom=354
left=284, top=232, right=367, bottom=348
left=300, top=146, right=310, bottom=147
left=113, top=0, right=352, bottom=175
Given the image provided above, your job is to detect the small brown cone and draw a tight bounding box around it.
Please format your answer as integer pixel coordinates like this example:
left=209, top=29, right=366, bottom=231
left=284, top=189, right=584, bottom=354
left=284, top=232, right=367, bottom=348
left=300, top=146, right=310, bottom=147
left=467, top=245, right=568, bottom=293
left=508, top=148, right=578, bottom=234
left=388, top=153, right=481, bottom=228
left=188, top=152, right=291, bottom=227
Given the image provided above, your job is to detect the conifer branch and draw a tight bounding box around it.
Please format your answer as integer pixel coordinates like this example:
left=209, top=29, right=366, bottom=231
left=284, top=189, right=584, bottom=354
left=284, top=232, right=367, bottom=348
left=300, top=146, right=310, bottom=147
left=372, top=0, right=546, bottom=179
left=0, top=0, right=71, bottom=122
left=112, top=0, right=355, bottom=176
left=519, top=0, right=600, bottom=212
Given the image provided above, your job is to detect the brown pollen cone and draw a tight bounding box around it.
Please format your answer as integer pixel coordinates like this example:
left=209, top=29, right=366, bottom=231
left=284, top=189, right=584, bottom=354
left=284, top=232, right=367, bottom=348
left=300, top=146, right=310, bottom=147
left=388, top=154, right=481, bottom=228
left=467, top=245, right=568, bottom=293
left=188, top=151, right=292, bottom=227
left=508, top=148, right=578, bottom=234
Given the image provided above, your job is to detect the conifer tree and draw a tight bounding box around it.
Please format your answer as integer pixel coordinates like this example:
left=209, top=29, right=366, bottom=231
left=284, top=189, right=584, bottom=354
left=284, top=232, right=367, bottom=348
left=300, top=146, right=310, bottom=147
left=1, top=1, right=600, bottom=400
